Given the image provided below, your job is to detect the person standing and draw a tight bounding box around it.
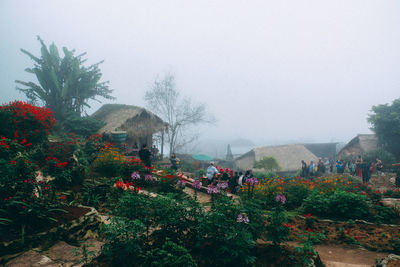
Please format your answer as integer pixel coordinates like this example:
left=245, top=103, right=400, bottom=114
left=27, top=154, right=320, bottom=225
left=170, top=153, right=178, bottom=170
left=301, top=160, right=308, bottom=177
left=376, top=158, right=383, bottom=174
left=206, top=162, right=219, bottom=185
left=356, top=156, right=363, bottom=177
left=309, top=161, right=316, bottom=177
left=138, top=144, right=152, bottom=167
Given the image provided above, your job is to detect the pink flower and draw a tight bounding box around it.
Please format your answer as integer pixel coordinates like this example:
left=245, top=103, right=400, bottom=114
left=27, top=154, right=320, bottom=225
left=192, top=180, right=202, bottom=189
left=237, top=213, right=249, bottom=224
left=207, top=185, right=219, bottom=194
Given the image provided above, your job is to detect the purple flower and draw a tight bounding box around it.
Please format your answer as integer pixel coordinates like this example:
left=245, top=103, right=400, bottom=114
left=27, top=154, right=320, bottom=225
left=217, top=181, right=228, bottom=190
left=144, top=174, right=154, bottom=182
left=275, top=194, right=286, bottom=204
left=192, top=180, right=202, bottom=189
left=247, top=177, right=259, bottom=185
left=177, top=179, right=186, bottom=187
left=237, top=213, right=249, bottom=224
left=131, top=172, right=141, bottom=180
left=207, top=185, right=219, bottom=194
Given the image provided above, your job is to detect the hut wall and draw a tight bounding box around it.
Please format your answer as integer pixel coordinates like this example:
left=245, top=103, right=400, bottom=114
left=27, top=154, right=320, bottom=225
left=235, top=154, right=255, bottom=171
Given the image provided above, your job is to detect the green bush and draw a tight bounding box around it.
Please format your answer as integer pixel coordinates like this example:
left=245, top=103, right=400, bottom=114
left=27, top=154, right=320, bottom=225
left=284, top=183, right=311, bottom=210
left=303, top=190, right=372, bottom=220
left=143, top=241, right=197, bottom=267
left=196, top=196, right=257, bottom=266
left=59, top=112, right=104, bottom=138
left=101, top=217, right=146, bottom=266
left=254, top=171, right=277, bottom=179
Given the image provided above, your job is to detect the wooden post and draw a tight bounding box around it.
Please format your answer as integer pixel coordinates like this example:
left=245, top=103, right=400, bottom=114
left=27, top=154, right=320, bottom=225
left=161, top=128, right=164, bottom=160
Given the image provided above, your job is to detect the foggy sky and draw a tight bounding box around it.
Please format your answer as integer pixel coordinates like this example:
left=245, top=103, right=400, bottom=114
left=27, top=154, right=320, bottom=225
left=1, top=0, right=400, bottom=146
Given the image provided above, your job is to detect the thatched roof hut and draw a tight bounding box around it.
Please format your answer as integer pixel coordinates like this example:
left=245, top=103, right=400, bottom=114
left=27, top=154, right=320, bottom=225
left=235, top=144, right=318, bottom=173
left=91, top=104, right=167, bottom=149
left=304, top=143, right=338, bottom=160
left=337, top=134, right=378, bottom=159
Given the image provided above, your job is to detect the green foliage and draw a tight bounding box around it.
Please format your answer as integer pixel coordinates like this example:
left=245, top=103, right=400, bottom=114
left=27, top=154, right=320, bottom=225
left=368, top=98, right=400, bottom=160
left=363, top=148, right=396, bottom=168
left=197, top=196, right=257, bottom=266
left=294, top=231, right=325, bottom=266
left=102, top=192, right=265, bottom=266
left=101, top=217, right=147, bottom=266
left=16, top=36, right=114, bottom=122
left=254, top=156, right=281, bottom=172
left=253, top=171, right=277, bottom=179
left=284, top=183, right=311, bottom=210
left=373, top=204, right=396, bottom=224
left=266, top=204, right=290, bottom=246
left=59, top=112, right=104, bottom=138
left=72, top=243, right=96, bottom=265
left=303, top=190, right=372, bottom=220
left=143, top=241, right=197, bottom=267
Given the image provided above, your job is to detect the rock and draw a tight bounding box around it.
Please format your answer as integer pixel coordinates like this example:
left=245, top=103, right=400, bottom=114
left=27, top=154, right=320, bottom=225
left=42, top=241, right=81, bottom=264
left=381, top=198, right=400, bottom=209
left=5, top=250, right=60, bottom=267
left=82, top=230, right=98, bottom=240
left=377, top=254, right=400, bottom=267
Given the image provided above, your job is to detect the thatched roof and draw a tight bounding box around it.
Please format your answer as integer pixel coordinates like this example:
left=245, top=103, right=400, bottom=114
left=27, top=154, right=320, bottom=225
left=304, top=143, right=338, bottom=159
left=91, top=104, right=167, bottom=137
left=337, top=134, right=378, bottom=158
left=235, top=144, right=318, bottom=172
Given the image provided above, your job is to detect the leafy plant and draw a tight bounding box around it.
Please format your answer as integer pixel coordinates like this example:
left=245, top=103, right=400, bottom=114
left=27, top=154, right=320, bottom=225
left=303, top=190, right=372, bottom=220
left=294, top=230, right=325, bottom=266
left=16, top=36, right=114, bottom=122
left=143, top=240, right=197, bottom=267
left=266, top=195, right=290, bottom=246
left=254, top=156, right=281, bottom=172
left=72, top=243, right=96, bottom=265
left=101, top=217, right=146, bottom=266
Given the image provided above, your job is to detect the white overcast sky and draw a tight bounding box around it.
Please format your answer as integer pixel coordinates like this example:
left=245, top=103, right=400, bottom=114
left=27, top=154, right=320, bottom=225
left=1, top=0, right=399, bottom=145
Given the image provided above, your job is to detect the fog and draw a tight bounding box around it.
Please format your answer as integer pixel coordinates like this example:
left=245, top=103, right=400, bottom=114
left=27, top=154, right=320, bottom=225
left=1, top=0, right=400, bottom=154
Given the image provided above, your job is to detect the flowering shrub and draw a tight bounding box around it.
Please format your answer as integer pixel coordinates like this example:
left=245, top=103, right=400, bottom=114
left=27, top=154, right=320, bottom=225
left=92, top=143, right=124, bottom=177
left=0, top=101, right=55, bottom=146
left=0, top=149, right=59, bottom=244
left=237, top=213, right=250, bottom=224
left=176, top=179, right=186, bottom=188
left=267, top=194, right=290, bottom=246
left=192, top=180, right=202, bottom=190
left=207, top=185, right=219, bottom=194
left=217, top=181, right=228, bottom=190
left=157, top=172, right=179, bottom=193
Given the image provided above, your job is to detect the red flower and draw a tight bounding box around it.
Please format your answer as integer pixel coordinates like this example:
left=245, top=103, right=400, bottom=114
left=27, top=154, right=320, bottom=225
left=60, top=195, right=66, bottom=200
left=307, top=228, right=311, bottom=232
left=11, top=160, right=16, bottom=165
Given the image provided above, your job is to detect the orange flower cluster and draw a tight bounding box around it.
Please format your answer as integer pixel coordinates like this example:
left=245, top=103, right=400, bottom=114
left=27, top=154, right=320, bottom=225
left=243, top=175, right=354, bottom=196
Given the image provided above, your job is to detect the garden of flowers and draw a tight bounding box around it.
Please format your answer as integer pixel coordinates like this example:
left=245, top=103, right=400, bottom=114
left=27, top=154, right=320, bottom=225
left=1, top=100, right=400, bottom=266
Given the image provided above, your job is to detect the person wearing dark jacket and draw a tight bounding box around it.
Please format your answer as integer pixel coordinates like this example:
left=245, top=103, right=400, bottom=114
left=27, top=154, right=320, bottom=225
left=138, top=144, right=152, bottom=167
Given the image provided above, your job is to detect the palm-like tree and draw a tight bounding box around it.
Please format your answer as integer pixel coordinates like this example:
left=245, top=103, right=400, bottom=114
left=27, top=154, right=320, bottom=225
left=16, top=36, right=114, bottom=121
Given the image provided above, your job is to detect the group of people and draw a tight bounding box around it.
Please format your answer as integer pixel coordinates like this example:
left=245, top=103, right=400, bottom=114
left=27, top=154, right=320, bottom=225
left=301, top=156, right=384, bottom=184
left=301, top=158, right=331, bottom=177
left=206, top=162, right=254, bottom=193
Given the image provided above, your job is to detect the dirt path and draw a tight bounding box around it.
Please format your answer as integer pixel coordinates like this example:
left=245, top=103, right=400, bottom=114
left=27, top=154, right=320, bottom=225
left=315, top=244, right=388, bottom=267
left=183, top=187, right=211, bottom=203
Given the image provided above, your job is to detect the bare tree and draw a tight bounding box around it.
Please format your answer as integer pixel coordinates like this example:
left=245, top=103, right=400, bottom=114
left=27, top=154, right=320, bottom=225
left=144, top=73, right=213, bottom=155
